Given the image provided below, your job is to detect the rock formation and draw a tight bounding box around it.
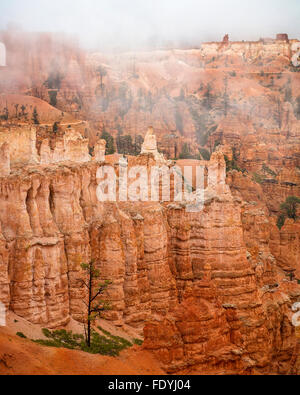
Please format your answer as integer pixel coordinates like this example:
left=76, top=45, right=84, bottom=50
left=93, top=139, right=106, bottom=162
left=0, top=144, right=298, bottom=374
left=0, top=126, right=106, bottom=168
left=0, top=41, right=5, bottom=67
left=0, top=143, right=10, bottom=176
left=0, top=126, right=39, bottom=167
left=141, top=127, right=166, bottom=163
left=0, top=30, right=299, bottom=375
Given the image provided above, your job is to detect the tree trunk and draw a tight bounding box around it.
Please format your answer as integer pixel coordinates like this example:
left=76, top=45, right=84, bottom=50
left=87, top=265, right=92, bottom=347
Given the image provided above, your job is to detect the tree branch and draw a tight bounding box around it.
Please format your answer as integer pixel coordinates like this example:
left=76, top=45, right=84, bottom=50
left=91, top=287, right=106, bottom=303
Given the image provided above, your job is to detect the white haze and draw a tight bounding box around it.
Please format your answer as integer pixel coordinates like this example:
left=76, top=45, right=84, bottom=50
left=0, top=0, right=299, bottom=50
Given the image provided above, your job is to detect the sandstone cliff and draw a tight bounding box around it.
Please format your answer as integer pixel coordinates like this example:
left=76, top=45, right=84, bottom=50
left=0, top=151, right=298, bottom=374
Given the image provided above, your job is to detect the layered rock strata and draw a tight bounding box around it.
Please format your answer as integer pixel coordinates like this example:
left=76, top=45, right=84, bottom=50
left=0, top=151, right=298, bottom=374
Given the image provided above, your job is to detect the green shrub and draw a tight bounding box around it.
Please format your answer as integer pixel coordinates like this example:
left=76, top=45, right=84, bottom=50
left=49, top=91, right=58, bottom=107
left=252, top=172, right=263, bottom=184
left=32, top=327, right=135, bottom=357
left=276, top=196, right=300, bottom=229
left=52, top=122, right=59, bottom=134
left=199, top=148, right=211, bottom=161
left=224, top=155, right=244, bottom=174
left=101, top=129, right=115, bottom=155
left=280, top=196, right=300, bottom=220
left=16, top=332, right=27, bottom=339
left=277, top=214, right=286, bottom=230
left=179, top=143, right=193, bottom=159
left=262, top=164, right=276, bottom=178
left=133, top=338, right=143, bottom=346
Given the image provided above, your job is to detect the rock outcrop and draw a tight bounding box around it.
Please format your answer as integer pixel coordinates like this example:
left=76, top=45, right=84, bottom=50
left=0, top=143, right=10, bottom=177
left=141, top=127, right=166, bottom=164
left=0, top=149, right=298, bottom=374
left=0, top=30, right=299, bottom=375
left=40, top=129, right=91, bottom=164
left=0, top=126, right=106, bottom=173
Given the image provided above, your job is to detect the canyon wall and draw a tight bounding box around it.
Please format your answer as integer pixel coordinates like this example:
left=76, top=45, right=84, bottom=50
left=0, top=32, right=299, bottom=374
left=0, top=150, right=299, bottom=374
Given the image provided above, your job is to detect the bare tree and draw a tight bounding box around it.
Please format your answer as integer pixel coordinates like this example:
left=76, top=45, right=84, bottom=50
left=80, top=261, right=111, bottom=347
left=14, top=103, right=19, bottom=118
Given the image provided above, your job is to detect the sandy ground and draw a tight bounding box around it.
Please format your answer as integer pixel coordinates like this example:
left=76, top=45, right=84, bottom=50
left=0, top=330, right=165, bottom=375
left=0, top=93, right=76, bottom=124
left=0, top=312, right=164, bottom=375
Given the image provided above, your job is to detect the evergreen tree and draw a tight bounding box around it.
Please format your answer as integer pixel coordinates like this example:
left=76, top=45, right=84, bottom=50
left=14, top=103, right=19, bottom=118
left=179, top=143, right=193, bottom=159
left=32, top=107, right=39, bottom=125
left=21, top=105, right=26, bottom=116
left=203, top=83, right=214, bottom=110
left=101, top=129, right=115, bottom=155
left=49, top=91, right=58, bottom=107
left=52, top=122, right=59, bottom=133
left=80, top=261, right=111, bottom=347
left=280, top=196, right=300, bottom=220
left=134, top=135, right=144, bottom=155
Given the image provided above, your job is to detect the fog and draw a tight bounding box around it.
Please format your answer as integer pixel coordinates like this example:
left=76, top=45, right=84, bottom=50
left=0, top=0, right=299, bottom=50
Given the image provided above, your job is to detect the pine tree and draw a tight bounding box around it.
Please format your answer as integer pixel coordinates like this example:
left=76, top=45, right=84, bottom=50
left=32, top=107, right=39, bottom=125
left=101, top=129, right=115, bottom=155
left=280, top=196, right=300, bottom=220
left=179, top=143, right=192, bottom=159
left=80, top=261, right=111, bottom=347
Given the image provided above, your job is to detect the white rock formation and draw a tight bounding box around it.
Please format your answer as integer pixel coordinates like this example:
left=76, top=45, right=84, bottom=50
left=93, top=139, right=106, bottom=162
left=141, top=127, right=165, bottom=163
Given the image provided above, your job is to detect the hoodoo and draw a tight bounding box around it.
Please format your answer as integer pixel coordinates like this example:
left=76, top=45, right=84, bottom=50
left=0, top=3, right=299, bottom=376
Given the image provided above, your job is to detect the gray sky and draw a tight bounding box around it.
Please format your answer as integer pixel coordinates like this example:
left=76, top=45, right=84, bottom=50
left=0, top=0, right=299, bottom=49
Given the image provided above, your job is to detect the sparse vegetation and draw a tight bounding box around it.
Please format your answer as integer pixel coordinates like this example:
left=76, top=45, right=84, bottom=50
left=179, top=143, right=193, bottom=159
left=116, top=132, right=143, bottom=156
left=32, top=107, right=39, bottom=125
left=0, top=106, right=9, bottom=120
left=52, top=122, right=59, bottom=133
left=33, top=327, right=137, bottom=357
left=203, top=83, right=215, bottom=110
left=79, top=261, right=112, bottom=347
left=199, top=148, right=211, bottom=161
left=279, top=196, right=300, bottom=220
left=277, top=196, right=300, bottom=229
left=133, top=338, right=143, bottom=346
left=16, top=332, right=27, bottom=339
left=262, top=164, right=276, bottom=178
left=49, top=90, right=58, bottom=107
left=224, top=148, right=244, bottom=174
left=96, top=65, right=107, bottom=90
left=277, top=214, right=286, bottom=230
left=252, top=172, right=263, bottom=184
left=45, top=71, right=63, bottom=90
left=101, top=129, right=115, bottom=155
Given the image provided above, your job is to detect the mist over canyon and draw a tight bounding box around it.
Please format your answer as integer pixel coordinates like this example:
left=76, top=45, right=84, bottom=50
left=0, top=12, right=300, bottom=375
